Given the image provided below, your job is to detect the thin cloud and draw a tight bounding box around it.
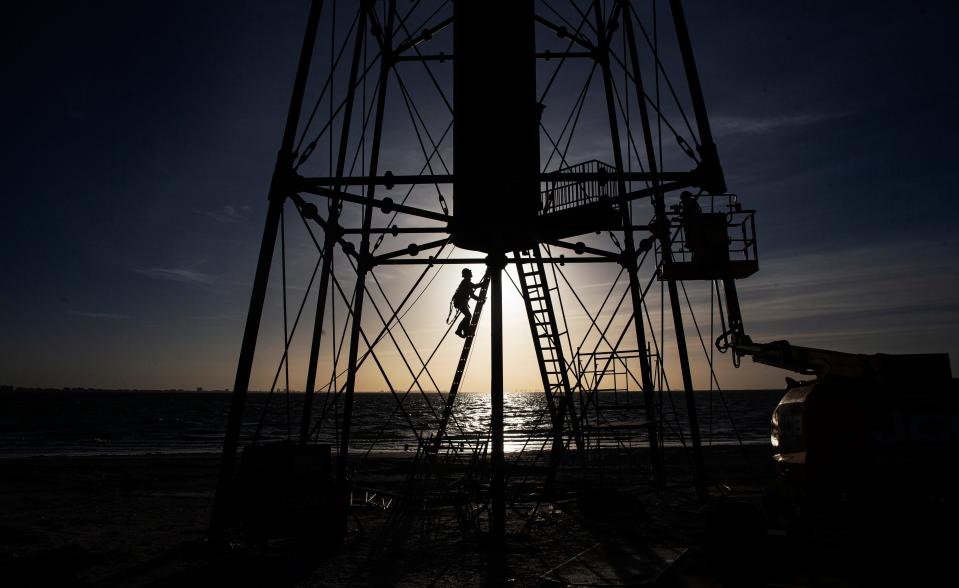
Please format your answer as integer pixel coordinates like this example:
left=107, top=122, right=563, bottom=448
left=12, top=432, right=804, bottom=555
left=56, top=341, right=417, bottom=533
left=713, top=112, right=848, bottom=136
left=68, top=310, right=129, bottom=320
left=135, top=267, right=216, bottom=285
left=197, top=204, right=252, bottom=224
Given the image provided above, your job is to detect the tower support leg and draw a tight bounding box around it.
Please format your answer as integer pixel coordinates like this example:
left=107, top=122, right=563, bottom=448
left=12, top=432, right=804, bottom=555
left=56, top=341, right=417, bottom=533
left=669, top=0, right=725, bottom=192
left=594, top=0, right=664, bottom=490
left=209, top=0, right=324, bottom=541
left=488, top=255, right=506, bottom=542
left=667, top=281, right=708, bottom=501
left=334, top=0, right=394, bottom=539
left=302, top=0, right=370, bottom=444
left=299, top=230, right=336, bottom=443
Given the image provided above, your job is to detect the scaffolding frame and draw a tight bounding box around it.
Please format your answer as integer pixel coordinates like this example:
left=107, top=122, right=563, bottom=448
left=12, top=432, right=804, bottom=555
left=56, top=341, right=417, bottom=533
left=209, top=0, right=755, bottom=544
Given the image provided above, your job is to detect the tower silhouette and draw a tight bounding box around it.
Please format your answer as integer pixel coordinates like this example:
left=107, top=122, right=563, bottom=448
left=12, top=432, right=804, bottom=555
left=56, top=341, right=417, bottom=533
left=210, top=0, right=759, bottom=544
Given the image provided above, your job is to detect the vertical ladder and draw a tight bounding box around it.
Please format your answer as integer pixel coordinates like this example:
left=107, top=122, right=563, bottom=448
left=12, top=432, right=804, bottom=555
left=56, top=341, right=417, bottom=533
left=430, top=275, right=491, bottom=453
left=514, top=247, right=584, bottom=460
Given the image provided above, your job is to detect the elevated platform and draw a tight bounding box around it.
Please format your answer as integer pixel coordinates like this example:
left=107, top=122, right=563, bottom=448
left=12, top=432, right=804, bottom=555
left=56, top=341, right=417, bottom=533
left=658, top=194, right=759, bottom=281
left=536, top=160, right=622, bottom=241
left=451, top=160, right=624, bottom=251
left=537, top=199, right=621, bottom=241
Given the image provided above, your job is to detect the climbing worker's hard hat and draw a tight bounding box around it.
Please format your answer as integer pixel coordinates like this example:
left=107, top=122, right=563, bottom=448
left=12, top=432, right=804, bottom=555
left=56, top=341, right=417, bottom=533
left=462, top=268, right=472, bottom=277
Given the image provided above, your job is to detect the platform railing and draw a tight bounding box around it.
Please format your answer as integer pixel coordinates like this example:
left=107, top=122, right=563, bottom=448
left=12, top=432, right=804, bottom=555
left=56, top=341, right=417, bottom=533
left=540, top=160, right=619, bottom=214
left=661, top=193, right=758, bottom=265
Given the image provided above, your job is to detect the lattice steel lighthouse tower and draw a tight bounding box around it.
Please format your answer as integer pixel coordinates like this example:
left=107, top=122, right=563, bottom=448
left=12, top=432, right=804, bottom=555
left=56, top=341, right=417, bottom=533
left=211, top=0, right=758, bottom=544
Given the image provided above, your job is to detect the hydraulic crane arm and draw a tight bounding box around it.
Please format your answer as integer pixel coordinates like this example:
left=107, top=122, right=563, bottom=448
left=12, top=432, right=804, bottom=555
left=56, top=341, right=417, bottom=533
left=732, top=340, right=877, bottom=379
left=706, top=238, right=952, bottom=382
left=732, top=339, right=953, bottom=382
left=714, top=278, right=919, bottom=380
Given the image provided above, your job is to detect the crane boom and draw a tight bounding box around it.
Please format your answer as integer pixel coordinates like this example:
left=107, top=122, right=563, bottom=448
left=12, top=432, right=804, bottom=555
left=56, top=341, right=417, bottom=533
left=733, top=339, right=952, bottom=381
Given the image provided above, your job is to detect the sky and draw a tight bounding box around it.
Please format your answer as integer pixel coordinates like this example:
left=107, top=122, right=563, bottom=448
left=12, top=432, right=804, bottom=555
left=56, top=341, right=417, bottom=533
left=3, top=1, right=958, bottom=393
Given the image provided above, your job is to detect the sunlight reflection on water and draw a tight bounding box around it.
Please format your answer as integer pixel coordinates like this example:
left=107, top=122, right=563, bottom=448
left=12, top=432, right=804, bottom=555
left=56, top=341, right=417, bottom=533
left=0, top=389, right=783, bottom=457
left=304, top=390, right=782, bottom=454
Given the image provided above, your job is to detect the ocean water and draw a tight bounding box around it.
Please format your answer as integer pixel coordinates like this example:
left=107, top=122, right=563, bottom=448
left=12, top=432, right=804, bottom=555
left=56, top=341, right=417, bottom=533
left=0, top=388, right=784, bottom=457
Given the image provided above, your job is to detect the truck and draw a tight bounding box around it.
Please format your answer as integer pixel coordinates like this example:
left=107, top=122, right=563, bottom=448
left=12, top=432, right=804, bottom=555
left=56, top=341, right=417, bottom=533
left=732, top=340, right=957, bottom=506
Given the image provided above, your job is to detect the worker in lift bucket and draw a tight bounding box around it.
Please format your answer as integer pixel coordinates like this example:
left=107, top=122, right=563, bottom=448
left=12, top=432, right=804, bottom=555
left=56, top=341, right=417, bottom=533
left=450, top=268, right=485, bottom=338
left=679, top=190, right=703, bottom=262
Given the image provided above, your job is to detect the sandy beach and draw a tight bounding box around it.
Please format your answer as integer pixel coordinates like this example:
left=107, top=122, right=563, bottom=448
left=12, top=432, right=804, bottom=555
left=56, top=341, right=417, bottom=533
left=1, top=444, right=951, bottom=587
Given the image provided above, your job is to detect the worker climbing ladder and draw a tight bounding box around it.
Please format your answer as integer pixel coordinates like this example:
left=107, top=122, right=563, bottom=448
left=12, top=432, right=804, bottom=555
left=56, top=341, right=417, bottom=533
left=430, top=274, right=492, bottom=453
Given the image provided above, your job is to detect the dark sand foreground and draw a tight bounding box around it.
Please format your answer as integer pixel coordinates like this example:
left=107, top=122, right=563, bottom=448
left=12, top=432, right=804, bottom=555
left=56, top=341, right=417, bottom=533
left=0, top=445, right=949, bottom=587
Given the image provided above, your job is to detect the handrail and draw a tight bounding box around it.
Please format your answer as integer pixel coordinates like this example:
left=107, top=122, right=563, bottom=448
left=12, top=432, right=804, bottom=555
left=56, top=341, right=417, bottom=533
left=540, top=160, right=620, bottom=214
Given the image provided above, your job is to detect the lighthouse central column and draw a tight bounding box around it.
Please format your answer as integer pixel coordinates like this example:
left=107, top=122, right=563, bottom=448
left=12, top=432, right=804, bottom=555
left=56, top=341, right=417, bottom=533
left=488, top=254, right=506, bottom=542
left=452, top=0, right=539, bottom=254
